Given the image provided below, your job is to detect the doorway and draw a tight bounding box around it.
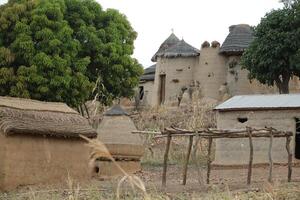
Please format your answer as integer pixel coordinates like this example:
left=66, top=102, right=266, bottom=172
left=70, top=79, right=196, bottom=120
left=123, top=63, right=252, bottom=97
left=295, top=118, right=300, bottom=159
left=139, top=86, right=144, bottom=100
left=159, top=74, right=166, bottom=105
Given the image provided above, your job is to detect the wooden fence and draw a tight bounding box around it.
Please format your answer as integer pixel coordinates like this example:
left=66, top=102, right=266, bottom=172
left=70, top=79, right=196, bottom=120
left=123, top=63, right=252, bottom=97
left=133, top=127, right=293, bottom=187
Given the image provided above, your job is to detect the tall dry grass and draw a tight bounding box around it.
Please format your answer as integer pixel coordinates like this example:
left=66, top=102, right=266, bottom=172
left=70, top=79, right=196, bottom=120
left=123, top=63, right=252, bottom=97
left=131, top=99, right=216, bottom=167
left=80, top=135, right=149, bottom=200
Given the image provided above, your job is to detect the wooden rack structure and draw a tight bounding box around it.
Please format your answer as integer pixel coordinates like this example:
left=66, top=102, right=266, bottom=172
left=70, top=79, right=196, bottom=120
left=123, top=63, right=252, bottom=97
left=133, top=126, right=293, bottom=187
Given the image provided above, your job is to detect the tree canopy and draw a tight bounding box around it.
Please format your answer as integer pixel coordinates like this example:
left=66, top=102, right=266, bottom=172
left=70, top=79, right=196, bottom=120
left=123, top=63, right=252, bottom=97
left=241, top=0, right=300, bottom=93
left=0, top=0, right=143, bottom=107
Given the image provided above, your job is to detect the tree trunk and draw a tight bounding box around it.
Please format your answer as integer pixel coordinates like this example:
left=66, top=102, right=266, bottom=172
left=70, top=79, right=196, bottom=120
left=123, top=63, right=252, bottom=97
left=281, top=75, right=290, bottom=94
left=275, top=73, right=290, bottom=94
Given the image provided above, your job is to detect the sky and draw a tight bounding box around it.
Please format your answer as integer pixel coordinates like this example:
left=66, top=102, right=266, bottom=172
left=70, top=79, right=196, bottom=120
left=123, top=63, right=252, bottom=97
left=0, top=0, right=283, bottom=68
left=99, top=0, right=283, bottom=68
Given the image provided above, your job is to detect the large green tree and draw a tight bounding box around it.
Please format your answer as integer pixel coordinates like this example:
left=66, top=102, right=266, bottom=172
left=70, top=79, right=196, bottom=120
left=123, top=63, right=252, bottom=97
left=0, top=0, right=142, bottom=106
left=241, top=1, right=300, bottom=93
left=64, top=0, right=143, bottom=104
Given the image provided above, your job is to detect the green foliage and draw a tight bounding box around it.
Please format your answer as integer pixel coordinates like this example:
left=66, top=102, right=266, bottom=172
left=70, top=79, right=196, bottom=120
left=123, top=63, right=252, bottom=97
left=0, top=0, right=142, bottom=106
left=64, top=0, right=143, bottom=104
left=280, top=0, right=298, bottom=7
left=241, top=1, right=300, bottom=93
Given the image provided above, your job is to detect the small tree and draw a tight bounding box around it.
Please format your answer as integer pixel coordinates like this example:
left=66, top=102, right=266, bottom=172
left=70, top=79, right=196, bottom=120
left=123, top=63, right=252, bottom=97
left=241, top=1, right=300, bottom=93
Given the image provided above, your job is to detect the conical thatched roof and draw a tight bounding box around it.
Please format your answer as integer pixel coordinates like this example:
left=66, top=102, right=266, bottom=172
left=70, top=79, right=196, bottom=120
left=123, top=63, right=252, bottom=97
left=151, top=33, right=180, bottom=62
left=157, top=39, right=200, bottom=59
left=140, top=64, right=156, bottom=82
left=220, top=24, right=254, bottom=55
left=0, top=96, right=97, bottom=138
left=104, top=104, right=128, bottom=116
left=97, top=105, right=144, bottom=158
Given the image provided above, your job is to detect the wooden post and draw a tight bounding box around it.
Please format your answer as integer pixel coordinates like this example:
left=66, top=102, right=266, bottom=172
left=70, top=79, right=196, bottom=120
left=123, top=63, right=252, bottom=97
left=162, top=133, right=172, bottom=188
left=206, top=137, right=213, bottom=184
left=286, top=136, right=292, bottom=182
left=182, top=135, right=193, bottom=185
left=247, top=128, right=253, bottom=185
left=83, top=103, right=90, bottom=119
left=268, top=130, right=273, bottom=183
left=79, top=105, right=85, bottom=117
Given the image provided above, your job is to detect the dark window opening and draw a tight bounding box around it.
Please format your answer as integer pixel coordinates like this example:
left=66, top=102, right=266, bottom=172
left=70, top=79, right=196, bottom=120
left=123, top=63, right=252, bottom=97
left=139, top=86, right=144, bottom=100
left=237, top=117, right=248, bottom=123
left=295, top=118, right=300, bottom=159
left=94, top=166, right=100, bottom=173
left=159, top=74, right=166, bottom=105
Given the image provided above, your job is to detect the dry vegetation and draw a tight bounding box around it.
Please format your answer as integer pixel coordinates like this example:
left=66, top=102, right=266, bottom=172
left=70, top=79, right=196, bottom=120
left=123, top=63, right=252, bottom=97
left=1, top=181, right=300, bottom=199
left=132, top=101, right=216, bottom=166
left=1, top=101, right=300, bottom=199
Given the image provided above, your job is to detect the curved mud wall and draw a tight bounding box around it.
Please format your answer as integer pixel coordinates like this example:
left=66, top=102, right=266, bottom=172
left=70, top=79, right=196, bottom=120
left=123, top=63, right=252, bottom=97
left=0, top=134, right=91, bottom=191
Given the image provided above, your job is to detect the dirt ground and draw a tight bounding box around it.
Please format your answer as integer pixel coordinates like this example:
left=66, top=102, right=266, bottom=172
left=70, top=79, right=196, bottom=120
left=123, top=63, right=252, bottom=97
left=1, top=163, right=300, bottom=199
left=136, top=164, right=300, bottom=193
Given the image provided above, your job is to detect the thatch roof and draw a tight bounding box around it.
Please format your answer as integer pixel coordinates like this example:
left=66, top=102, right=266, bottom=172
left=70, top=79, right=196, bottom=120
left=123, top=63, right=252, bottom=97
left=104, top=104, right=128, bottom=116
left=156, top=39, right=200, bottom=59
left=140, top=64, right=156, bottom=82
left=220, top=24, right=254, bottom=55
left=0, top=97, right=97, bottom=138
left=151, top=33, right=180, bottom=62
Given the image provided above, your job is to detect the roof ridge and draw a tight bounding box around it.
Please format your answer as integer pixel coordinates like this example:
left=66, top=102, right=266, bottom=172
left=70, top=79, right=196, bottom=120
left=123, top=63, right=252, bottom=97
left=0, top=96, right=77, bottom=114
left=0, top=105, right=77, bottom=114
left=0, top=96, right=67, bottom=105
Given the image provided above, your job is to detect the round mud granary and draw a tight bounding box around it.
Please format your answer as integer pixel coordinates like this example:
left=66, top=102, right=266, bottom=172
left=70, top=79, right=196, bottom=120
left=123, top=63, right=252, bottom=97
left=96, top=105, right=144, bottom=177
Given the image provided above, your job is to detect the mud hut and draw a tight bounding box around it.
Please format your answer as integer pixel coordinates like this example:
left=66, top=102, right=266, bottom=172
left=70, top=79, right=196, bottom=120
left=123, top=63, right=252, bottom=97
left=138, top=64, right=156, bottom=106
left=214, top=94, right=300, bottom=166
left=95, top=105, right=144, bottom=177
left=0, top=97, right=97, bottom=191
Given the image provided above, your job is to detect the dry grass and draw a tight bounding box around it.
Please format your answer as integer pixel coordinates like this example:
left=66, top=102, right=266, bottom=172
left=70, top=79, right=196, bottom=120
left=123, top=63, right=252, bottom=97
left=1, top=100, right=299, bottom=199
left=132, top=100, right=216, bottom=131
left=132, top=100, right=216, bottom=167
left=80, top=135, right=149, bottom=200
left=1, top=182, right=300, bottom=199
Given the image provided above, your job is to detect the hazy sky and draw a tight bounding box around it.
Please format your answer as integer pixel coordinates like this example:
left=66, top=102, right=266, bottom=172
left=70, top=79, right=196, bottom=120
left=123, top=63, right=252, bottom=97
left=0, top=0, right=283, bottom=67
left=99, top=0, right=283, bottom=68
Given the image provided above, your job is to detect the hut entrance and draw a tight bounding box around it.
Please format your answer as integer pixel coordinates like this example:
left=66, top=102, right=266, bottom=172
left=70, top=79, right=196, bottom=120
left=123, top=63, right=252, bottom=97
left=295, top=118, right=300, bottom=159
left=159, top=74, right=166, bottom=105
left=139, top=86, right=144, bottom=100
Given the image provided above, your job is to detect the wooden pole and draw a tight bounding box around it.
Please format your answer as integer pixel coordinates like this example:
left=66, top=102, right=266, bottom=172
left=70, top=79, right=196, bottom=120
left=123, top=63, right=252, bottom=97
left=162, top=133, right=172, bottom=188
left=206, top=137, right=213, bottom=184
left=286, top=136, right=292, bottom=182
left=76, top=106, right=80, bottom=114
left=79, top=105, right=85, bottom=117
left=182, top=135, right=193, bottom=185
left=83, top=103, right=90, bottom=119
left=268, top=130, right=273, bottom=183
left=247, top=128, right=253, bottom=185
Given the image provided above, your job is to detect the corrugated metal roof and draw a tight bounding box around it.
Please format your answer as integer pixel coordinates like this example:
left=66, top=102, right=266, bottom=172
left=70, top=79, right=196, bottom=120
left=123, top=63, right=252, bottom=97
left=215, top=94, right=300, bottom=111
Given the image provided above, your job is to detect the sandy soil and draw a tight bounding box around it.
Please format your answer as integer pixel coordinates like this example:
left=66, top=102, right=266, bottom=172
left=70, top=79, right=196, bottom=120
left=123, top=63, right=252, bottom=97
left=132, top=164, right=300, bottom=193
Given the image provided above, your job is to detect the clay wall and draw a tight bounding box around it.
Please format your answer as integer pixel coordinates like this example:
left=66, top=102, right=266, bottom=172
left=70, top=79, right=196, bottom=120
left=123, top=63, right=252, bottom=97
left=195, top=46, right=227, bottom=100
left=152, top=57, right=197, bottom=106
left=0, top=134, right=91, bottom=191
left=214, top=110, right=300, bottom=165
left=139, top=81, right=154, bottom=106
